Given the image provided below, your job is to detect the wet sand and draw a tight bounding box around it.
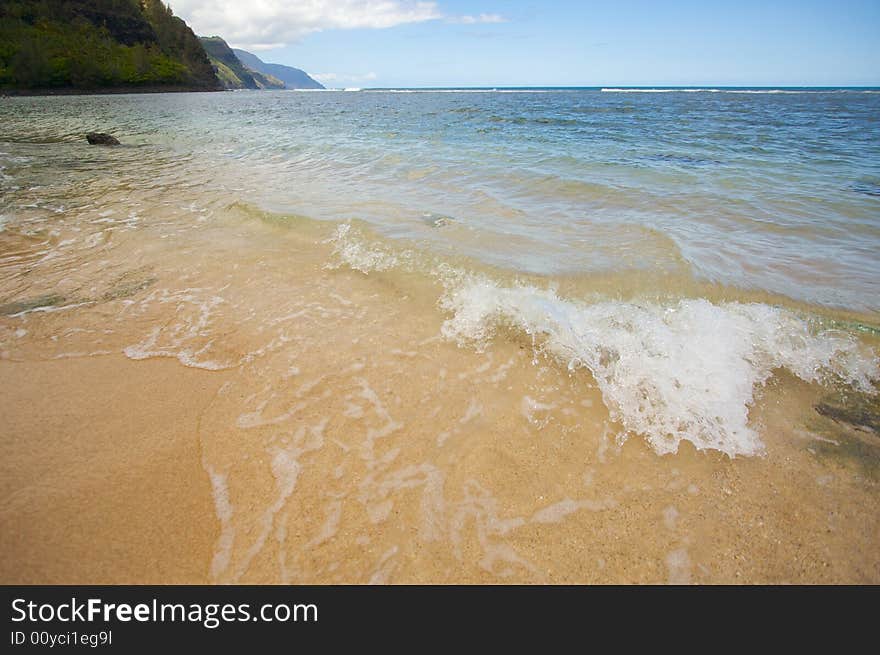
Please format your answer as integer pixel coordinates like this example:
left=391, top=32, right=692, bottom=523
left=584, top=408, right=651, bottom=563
left=1, top=349, right=877, bottom=583
left=0, top=355, right=223, bottom=583
left=0, top=209, right=877, bottom=584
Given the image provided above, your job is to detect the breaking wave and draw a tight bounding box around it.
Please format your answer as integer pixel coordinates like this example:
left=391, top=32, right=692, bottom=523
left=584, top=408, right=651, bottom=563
left=329, top=223, right=879, bottom=457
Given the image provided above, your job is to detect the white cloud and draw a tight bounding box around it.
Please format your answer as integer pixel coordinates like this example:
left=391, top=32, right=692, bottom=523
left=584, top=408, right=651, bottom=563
left=313, top=71, right=379, bottom=85
left=448, top=13, right=507, bottom=25
left=169, top=1, right=443, bottom=49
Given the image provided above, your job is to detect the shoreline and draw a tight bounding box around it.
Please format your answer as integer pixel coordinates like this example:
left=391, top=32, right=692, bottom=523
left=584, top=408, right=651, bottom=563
left=0, top=90, right=878, bottom=584
left=0, top=85, right=224, bottom=98
left=0, top=207, right=876, bottom=583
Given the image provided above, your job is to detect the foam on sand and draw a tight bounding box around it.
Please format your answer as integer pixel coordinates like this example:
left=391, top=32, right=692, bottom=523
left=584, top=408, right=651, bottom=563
left=330, top=223, right=879, bottom=457
left=440, top=279, right=877, bottom=457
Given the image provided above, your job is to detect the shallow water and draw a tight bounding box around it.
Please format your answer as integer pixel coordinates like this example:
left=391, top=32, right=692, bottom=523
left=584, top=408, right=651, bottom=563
left=4, top=88, right=880, bottom=309
left=0, top=89, right=878, bottom=583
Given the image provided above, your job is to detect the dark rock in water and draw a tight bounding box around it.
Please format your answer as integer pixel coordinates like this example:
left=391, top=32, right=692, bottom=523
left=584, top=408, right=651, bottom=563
left=86, top=133, right=120, bottom=146
left=815, top=395, right=880, bottom=434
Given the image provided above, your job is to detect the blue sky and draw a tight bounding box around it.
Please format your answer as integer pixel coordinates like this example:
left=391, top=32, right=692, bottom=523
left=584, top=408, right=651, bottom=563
left=171, top=1, right=880, bottom=87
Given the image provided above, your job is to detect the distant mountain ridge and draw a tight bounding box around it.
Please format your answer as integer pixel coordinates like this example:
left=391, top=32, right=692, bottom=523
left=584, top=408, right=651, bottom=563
left=200, top=36, right=281, bottom=89
left=0, top=0, right=220, bottom=91
left=233, top=49, right=324, bottom=90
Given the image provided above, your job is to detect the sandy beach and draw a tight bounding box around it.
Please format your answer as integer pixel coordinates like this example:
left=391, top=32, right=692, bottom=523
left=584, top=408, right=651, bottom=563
left=0, top=355, right=222, bottom=583
left=1, top=88, right=879, bottom=584
left=1, top=204, right=877, bottom=584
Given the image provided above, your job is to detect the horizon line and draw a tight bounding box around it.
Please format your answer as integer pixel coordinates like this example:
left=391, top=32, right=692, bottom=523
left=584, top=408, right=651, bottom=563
left=329, top=85, right=880, bottom=90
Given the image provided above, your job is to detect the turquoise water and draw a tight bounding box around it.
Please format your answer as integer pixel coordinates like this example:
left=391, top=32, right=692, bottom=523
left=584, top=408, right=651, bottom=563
left=1, top=87, right=879, bottom=314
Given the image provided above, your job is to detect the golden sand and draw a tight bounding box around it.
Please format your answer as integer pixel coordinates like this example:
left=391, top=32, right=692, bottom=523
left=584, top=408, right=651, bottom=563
left=0, top=355, right=223, bottom=583
left=1, top=205, right=878, bottom=584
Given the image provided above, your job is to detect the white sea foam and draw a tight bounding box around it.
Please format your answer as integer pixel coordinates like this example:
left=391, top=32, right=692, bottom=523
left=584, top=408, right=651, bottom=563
left=364, top=89, right=555, bottom=94
left=122, top=289, right=236, bottom=370
left=521, top=396, right=556, bottom=427
left=329, top=224, right=879, bottom=457
left=665, top=548, right=692, bottom=584
left=9, top=301, right=94, bottom=318
left=531, top=497, right=618, bottom=524
left=440, top=278, right=878, bottom=457
left=325, top=223, right=403, bottom=273
left=601, top=88, right=684, bottom=93
left=600, top=88, right=863, bottom=94
left=206, top=466, right=235, bottom=581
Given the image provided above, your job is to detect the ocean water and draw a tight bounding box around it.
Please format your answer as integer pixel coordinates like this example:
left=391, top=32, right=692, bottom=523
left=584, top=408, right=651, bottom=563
left=4, top=89, right=880, bottom=308
left=2, top=89, right=879, bottom=582
left=1, top=88, right=879, bottom=454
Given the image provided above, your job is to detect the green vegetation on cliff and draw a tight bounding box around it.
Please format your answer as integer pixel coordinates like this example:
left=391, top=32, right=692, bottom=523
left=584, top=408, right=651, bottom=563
left=0, top=0, right=220, bottom=90
left=233, top=49, right=325, bottom=90
left=199, top=36, right=284, bottom=90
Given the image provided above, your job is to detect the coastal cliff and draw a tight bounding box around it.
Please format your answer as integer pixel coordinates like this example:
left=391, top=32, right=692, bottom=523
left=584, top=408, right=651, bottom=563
left=0, top=0, right=220, bottom=92
left=199, top=36, right=284, bottom=90
left=233, top=49, right=325, bottom=90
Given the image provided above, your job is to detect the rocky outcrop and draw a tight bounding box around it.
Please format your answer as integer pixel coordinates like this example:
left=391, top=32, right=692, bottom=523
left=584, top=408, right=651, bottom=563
left=86, top=132, right=120, bottom=145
